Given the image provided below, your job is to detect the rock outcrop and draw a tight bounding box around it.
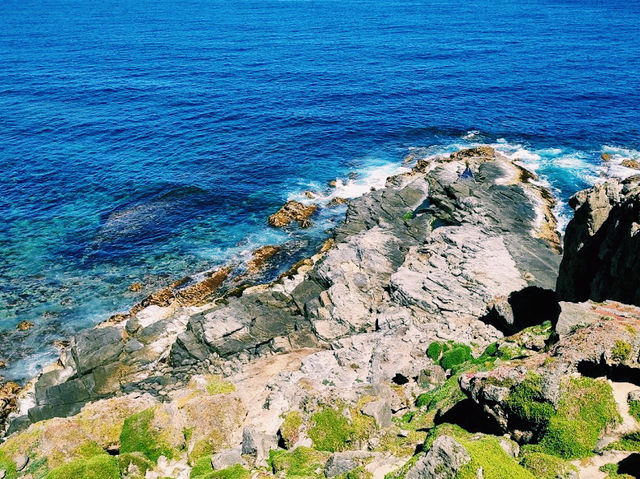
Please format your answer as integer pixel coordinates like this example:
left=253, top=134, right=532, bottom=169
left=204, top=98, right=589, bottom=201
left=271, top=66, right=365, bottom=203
left=267, top=200, right=317, bottom=228
left=557, top=176, right=640, bottom=305
left=1, top=146, right=572, bottom=479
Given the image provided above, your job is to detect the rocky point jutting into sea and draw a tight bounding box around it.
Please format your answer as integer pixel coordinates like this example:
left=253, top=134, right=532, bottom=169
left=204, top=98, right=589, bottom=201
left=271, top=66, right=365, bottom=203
left=1, top=146, right=640, bottom=479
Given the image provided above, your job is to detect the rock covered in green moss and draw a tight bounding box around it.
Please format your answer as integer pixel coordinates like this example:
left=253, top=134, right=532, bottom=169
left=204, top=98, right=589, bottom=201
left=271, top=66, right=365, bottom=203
left=519, top=451, right=577, bottom=479
left=279, top=411, right=303, bottom=449
left=268, top=447, right=330, bottom=478
left=45, top=454, right=120, bottom=479
left=463, top=367, right=620, bottom=459
left=628, top=389, right=640, bottom=423
left=307, top=405, right=375, bottom=453
left=398, top=424, right=536, bottom=479
left=405, top=434, right=470, bottom=479
left=120, top=406, right=182, bottom=462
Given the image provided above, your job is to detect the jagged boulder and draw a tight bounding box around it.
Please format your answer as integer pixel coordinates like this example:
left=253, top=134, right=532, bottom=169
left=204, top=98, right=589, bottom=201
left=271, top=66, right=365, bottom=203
left=406, top=435, right=471, bottom=479
left=557, top=177, right=640, bottom=305
left=461, top=301, right=640, bottom=447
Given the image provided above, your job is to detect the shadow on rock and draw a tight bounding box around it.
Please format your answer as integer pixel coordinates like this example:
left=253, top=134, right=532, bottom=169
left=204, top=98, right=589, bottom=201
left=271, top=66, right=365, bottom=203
left=482, top=286, right=561, bottom=335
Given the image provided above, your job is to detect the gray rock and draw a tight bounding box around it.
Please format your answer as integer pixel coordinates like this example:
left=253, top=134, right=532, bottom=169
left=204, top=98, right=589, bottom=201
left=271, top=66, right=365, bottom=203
left=361, top=398, right=392, bottom=428
left=211, top=447, right=245, bottom=470
left=324, top=453, right=358, bottom=477
left=557, top=177, right=640, bottom=305
left=72, top=326, right=123, bottom=374
left=628, top=389, right=640, bottom=403
left=595, top=437, right=617, bottom=454
left=241, top=427, right=278, bottom=464
left=499, top=438, right=519, bottom=458
left=15, top=454, right=29, bottom=471
left=555, top=301, right=602, bottom=336
left=417, top=364, right=446, bottom=388
left=406, top=435, right=471, bottom=479
left=324, top=452, right=373, bottom=478
left=0, top=469, right=5, bottom=479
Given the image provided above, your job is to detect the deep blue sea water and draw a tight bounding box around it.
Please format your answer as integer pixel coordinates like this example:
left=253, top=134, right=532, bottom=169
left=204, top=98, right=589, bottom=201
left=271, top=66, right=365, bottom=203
left=1, top=0, right=639, bottom=380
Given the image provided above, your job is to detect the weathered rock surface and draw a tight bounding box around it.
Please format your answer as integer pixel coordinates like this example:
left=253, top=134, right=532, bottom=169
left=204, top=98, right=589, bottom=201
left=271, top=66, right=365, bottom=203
left=461, top=300, right=640, bottom=442
left=406, top=435, right=470, bottom=479
left=557, top=176, right=640, bottom=305
left=1, top=146, right=568, bottom=479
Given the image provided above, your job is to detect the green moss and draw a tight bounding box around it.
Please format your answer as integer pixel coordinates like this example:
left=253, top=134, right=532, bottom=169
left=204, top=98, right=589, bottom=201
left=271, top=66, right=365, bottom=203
left=308, top=406, right=373, bottom=452
left=376, top=428, right=427, bottom=457
left=605, top=431, right=640, bottom=452
left=74, top=441, right=107, bottom=459
left=119, top=452, right=153, bottom=477
left=481, top=342, right=499, bottom=358
left=402, top=211, right=414, bottom=221
left=600, top=463, right=618, bottom=474
left=119, top=407, right=176, bottom=462
left=0, top=451, right=18, bottom=479
left=205, top=377, right=236, bottom=395
left=190, top=455, right=213, bottom=477
left=415, top=370, right=466, bottom=412
left=630, top=400, right=640, bottom=423
left=195, top=465, right=251, bottom=479
left=422, top=424, right=535, bottom=479
left=308, top=407, right=353, bottom=452
left=497, top=344, right=527, bottom=360
left=537, top=377, right=620, bottom=459
left=519, top=451, right=577, bottom=479
left=280, top=411, right=303, bottom=449
left=426, top=341, right=473, bottom=371
left=440, top=344, right=472, bottom=371
left=612, top=340, right=632, bottom=362
left=45, top=455, right=120, bottom=479
left=427, top=342, right=443, bottom=361
left=395, top=410, right=434, bottom=431
left=505, top=372, right=555, bottom=428
left=268, top=447, right=329, bottom=478
left=457, top=436, right=534, bottom=479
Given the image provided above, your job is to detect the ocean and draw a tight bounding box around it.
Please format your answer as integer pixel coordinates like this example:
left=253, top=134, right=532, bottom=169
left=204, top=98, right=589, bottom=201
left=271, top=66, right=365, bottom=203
left=1, top=0, right=639, bottom=381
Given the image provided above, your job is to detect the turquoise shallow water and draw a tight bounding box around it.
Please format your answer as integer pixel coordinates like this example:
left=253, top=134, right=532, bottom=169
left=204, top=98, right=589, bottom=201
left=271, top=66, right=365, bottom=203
left=1, top=0, right=639, bottom=380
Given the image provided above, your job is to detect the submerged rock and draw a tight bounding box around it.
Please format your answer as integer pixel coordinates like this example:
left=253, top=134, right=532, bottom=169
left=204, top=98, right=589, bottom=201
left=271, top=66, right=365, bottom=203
left=622, top=159, right=640, bottom=169
left=16, top=321, right=33, bottom=331
left=246, top=245, right=281, bottom=273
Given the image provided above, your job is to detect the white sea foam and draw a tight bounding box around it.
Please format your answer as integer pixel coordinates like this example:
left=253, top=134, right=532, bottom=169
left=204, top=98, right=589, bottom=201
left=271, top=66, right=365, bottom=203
left=599, top=145, right=640, bottom=180
left=289, top=160, right=411, bottom=206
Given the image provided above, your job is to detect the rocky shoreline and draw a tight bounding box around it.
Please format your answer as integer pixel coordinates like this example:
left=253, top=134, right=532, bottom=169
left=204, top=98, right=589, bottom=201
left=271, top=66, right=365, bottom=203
left=1, top=146, right=639, bottom=479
